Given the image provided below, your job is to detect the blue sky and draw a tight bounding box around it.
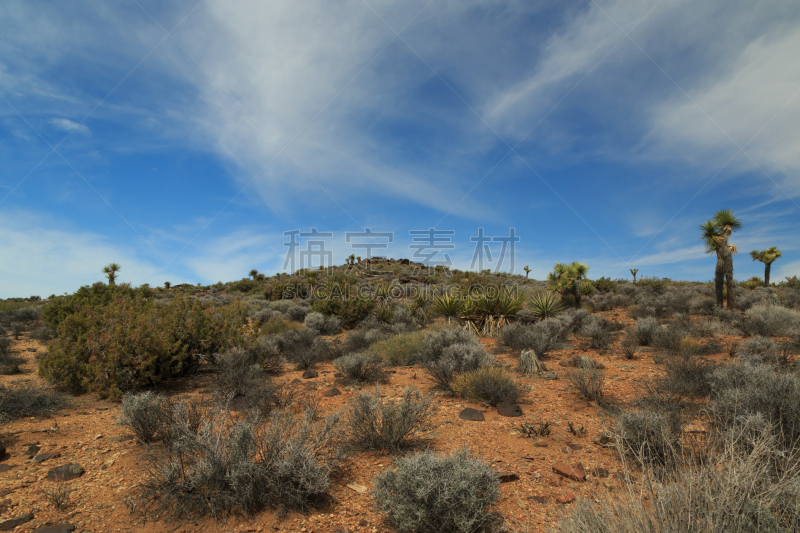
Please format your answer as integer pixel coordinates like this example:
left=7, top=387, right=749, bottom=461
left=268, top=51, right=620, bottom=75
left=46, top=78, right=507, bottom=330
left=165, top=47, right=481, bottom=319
left=1, top=0, right=799, bottom=297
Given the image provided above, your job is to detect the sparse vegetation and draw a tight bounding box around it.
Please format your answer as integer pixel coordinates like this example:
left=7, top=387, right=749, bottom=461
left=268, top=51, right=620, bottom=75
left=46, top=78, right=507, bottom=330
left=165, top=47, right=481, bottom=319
left=451, top=367, right=523, bottom=406
left=0, top=384, right=68, bottom=422
left=344, top=386, right=432, bottom=451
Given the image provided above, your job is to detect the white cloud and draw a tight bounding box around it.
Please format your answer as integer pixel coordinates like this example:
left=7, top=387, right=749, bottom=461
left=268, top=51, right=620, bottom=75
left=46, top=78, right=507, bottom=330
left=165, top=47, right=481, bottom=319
left=49, top=117, right=89, bottom=134
left=0, top=210, right=165, bottom=297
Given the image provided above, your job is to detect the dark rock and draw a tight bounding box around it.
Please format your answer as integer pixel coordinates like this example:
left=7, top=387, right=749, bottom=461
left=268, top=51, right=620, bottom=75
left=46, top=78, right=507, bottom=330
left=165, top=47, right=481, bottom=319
left=95, top=407, right=109, bottom=411
left=33, top=525, right=76, bottom=533
left=302, top=370, right=318, bottom=379
left=591, top=467, right=609, bottom=478
left=496, top=403, right=523, bottom=417
left=303, top=382, right=317, bottom=389
left=32, top=452, right=61, bottom=464
left=458, top=408, right=485, bottom=422
left=0, top=513, right=33, bottom=531
left=0, top=465, right=12, bottom=473
left=358, top=519, right=368, bottom=527
left=560, top=446, right=572, bottom=454
left=529, top=495, right=547, bottom=504
left=108, top=435, right=135, bottom=443
left=333, top=372, right=345, bottom=378
left=24, top=445, right=41, bottom=457
left=322, top=388, right=341, bottom=397
left=46, top=464, right=84, bottom=482
left=568, top=443, right=583, bottom=451
left=497, top=472, right=519, bottom=483
left=0, top=443, right=5, bottom=458
left=290, top=378, right=302, bottom=385
left=0, top=490, right=11, bottom=497
left=594, top=432, right=613, bottom=447
left=552, top=462, right=586, bottom=482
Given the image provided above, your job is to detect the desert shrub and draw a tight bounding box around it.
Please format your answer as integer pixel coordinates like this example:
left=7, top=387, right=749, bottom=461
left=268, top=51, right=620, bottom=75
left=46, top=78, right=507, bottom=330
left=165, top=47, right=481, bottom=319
left=593, top=277, right=617, bottom=293
left=740, top=304, right=800, bottom=337
left=39, top=295, right=249, bottom=399
left=711, top=361, right=800, bottom=450
left=286, top=305, right=309, bottom=322
left=555, top=308, right=590, bottom=334
left=120, top=391, right=174, bottom=443
left=737, top=336, right=780, bottom=364
left=502, top=320, right=564, bottom=356
left=554, top=424, right=800, bottom=533
left=660, top=353, right=717, bottom=399
left=252, top=308, right=282, bottom=324
left=344, top=328, right=388, bottom=353
left=229, top=279, right=260, bottom=293
left=616, top=409, right=682, bottom=467
left=273, top=328, right=331, bottom=369
left=136, top=407, right=343, bottom=519
left=451, top=367, right=523, bottom=406
left=567, top=368, right=604, bottom=402
left=652, top=324, right=685, bottom=352
left=42, top=282, right=152, bottom=328
left=694, top=317, right=723, bottom=337
left=10, top=322, right=24, bottom=339
left=633, top=317, right=660, bottom=346
left=367, top=331, right=425, bottom=366
left=11, top=306, right=42, bottom=322
left=373, top=448, right=501, bottom=533
left=345, top=386, right=432, bottom=452
left=304, top=312, right=341, bottom=335
left=423, top=343, right=493, bottom=391
left=419, top=327, right=480, bottom=364
left=689, top=296, right=717, bottom=315
left=213, top=347, right=285, bottom=411
left=312, top=298, right=374, bottom=329
left=0, top=341, right=23, bottom=374
left=578, top=316, right=611, bottom=350
left=333, top=353, right=387, bottom=384
left=0, top=385, right=68, bottom=422
left=28, top=325, right=56, bottom=342
left=258, top=316, right=301, bottom=336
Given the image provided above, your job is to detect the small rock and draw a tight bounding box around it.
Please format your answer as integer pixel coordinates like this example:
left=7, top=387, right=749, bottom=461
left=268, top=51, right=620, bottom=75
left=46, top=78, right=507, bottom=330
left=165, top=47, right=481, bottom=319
left=529, top=495, right=547, bottom=504
left=0, top=443, right=5, bottom=458
left=568, top=443, right=583, bottom=451
left=32, top=452, right=61, bottom=464
left=497, top=472, right=519, bottom=483
left=95, top=407, right=109, bottom=411
left=358, top=519, right=368, bottom=527
left=333, top=372, right=345, bottom=378
left=33, top=525, right=77, bottom=533
left=46, top=464, right=84, bottom=482
left=0, top=513, right=34, bottom=531
left=322, top=388, right=341, bottom=397
left=591, top=467, right=609, bottom=478
left=302, top=370, right=318, bottom=379
left=346, top=483, right=369, bottom=494
left=556, top=492, right=576, bottom=504
left=594, top=432, right=613, bottom=447
left=459, top=408, right=485, bottom=422
left=290, top=379, right=302, bottom=385
left=496, top=403, right=523, bottom=417
left=552, top=462, right=586, bottom=482
left=24, top=445, right=41, bottom=457
left=26, top=348, right=37, bottom=352
left=560, top=446, right=572, bottom=454
left=108, top=435, right=135, bottom=443
left=0, top=490, right=12, bottom=497
left=0, top=465, right=12, bottom=473
left=548, top=474, right=563, bottom=487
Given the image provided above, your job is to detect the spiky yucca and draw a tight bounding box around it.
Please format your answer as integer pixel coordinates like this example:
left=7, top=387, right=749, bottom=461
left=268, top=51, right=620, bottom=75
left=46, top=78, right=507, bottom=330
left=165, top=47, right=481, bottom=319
left=529, top=292, right=566, bottom=320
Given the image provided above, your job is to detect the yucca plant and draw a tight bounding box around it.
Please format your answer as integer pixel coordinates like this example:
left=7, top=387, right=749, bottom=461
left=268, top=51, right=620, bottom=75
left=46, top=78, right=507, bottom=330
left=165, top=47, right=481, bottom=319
left=529, top=292, right=566, bottom=320
left=579, top=280, right=595, bottom=297
left=102, top=263, right=121, bottom=286
left=546, top=262, right=589, bottom=306
left=750, top=246, right=781, bottom=287
left=430, top=294, right=464, bottom=324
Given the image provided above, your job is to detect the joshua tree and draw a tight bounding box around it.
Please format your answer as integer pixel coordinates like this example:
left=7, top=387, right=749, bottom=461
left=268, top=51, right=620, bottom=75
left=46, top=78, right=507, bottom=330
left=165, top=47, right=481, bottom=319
left=750, top=246, right=782, bottom=287
left=356, top=256, right=362, bottom=263
left=102, top=263, right=121, bottom=286
left=630, top=268, right=638, bottom=283
left=547, top=262, right=589, bottom=307
left=700, top=209, right=742, bottom=308
left=347, top=253, right=356, bottom=265
left=164, top=281, right=171, bottom=290
left=249, top=269, right=259, bottom=281
left=524, top=266, right=531, bottom=279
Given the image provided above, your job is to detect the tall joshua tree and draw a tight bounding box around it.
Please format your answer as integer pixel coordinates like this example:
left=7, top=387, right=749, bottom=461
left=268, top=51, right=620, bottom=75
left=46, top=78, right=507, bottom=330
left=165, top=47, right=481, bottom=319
left=547, top=262, right=589, bottom=307
left=103, top=263, right=121, bottom=286
left=524, top=266, right=531, bottom=279
left=700, top=209, right=742, bottom=308
left=630, top=269, right=638, bottom=284
left=750, top=246, right=782, bottom=287
left=249, top=269, right=259, bottom=281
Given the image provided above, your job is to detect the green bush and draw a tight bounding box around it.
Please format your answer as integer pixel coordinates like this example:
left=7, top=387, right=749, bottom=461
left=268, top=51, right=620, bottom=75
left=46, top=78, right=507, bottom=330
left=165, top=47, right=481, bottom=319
left=451, top=367, right=523, bottom=406
left=593, top=277, right=617, bottom=293
left=373, top=448, right=500, bottom=533
left=39, top=295, right=249, bottom=399
left=333, top=353, right=387, bottom=384
left=42, top=282, right=153, bottom=328
left=367, top=331, right=425, bottom=366
left=423, top=343, right=492, bottom=392
left=312, top=297, right=374, bottom=329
